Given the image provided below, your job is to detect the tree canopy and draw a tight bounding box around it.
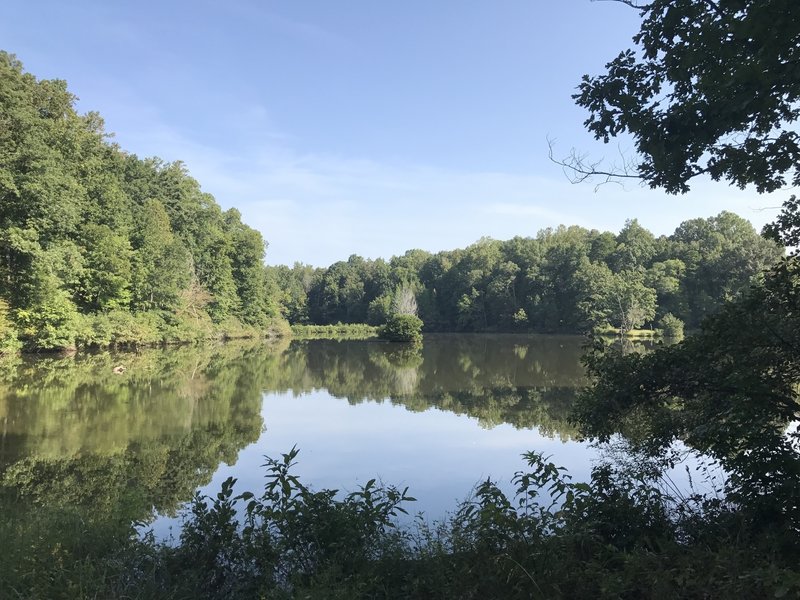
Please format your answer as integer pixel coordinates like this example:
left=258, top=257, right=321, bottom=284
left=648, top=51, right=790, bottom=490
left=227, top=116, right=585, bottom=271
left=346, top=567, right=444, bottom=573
left=0, top=52, right=284, bottom=350
left=572, top=0, right=800, bottom=194
left=268, top=214, right=782, bottom=334
left=573, top=0, right=800, bottom=540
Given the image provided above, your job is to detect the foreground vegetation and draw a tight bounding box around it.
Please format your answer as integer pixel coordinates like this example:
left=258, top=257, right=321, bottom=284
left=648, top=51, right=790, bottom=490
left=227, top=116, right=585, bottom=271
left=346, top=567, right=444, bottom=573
left=3, top=444, right=798, bottom=600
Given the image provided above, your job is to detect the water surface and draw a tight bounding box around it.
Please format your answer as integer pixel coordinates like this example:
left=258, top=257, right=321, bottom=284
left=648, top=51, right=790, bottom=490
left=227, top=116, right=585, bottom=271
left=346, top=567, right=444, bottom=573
left=0, top=334, right=606, bottom=533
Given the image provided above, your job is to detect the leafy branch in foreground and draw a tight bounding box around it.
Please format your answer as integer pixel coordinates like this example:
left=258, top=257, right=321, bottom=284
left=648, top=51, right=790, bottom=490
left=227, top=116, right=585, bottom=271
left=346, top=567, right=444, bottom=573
left=110, top=448, right=799, bottom=598
left=568, top=0, right=800, bottom=194
left=5, top=446, right=800, bottom=598
left=566, top=0, right=800, bottom=563
left=576, top=256, right=800, bottom=533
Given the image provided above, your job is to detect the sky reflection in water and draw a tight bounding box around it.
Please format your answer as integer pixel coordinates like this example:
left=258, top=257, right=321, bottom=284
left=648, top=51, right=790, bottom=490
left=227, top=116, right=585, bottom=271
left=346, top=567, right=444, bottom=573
left=1, top=335, right=611, bottom=537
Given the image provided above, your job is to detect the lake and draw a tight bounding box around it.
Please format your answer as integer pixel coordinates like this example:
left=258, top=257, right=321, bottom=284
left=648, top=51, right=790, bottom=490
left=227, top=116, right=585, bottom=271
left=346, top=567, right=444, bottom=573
left=0, top=334, right=632, bottom=538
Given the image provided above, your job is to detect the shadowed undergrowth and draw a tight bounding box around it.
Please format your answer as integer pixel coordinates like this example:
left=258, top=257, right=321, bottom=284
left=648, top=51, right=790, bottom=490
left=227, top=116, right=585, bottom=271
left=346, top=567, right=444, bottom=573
left=3, top=446, right=799, bottom=600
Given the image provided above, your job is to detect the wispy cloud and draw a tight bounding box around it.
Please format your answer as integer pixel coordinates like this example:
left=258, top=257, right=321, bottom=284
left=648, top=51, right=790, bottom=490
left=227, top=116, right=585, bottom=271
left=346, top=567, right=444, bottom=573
left=221, top=3, right=351, bottom=49
left=104, top=107, right=784, bottom=267
left=263, top=12, right=350, bottom=48
left=482, top=202, right=592, bottom=227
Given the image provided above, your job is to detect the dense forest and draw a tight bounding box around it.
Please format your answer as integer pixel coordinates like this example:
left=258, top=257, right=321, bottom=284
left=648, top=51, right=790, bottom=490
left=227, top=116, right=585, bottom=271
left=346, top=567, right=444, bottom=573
left=268, top=214, right=782, bottom=334
left=0, top=51, right=784, bottom=353
left=0, top=52, right=285, bottom=352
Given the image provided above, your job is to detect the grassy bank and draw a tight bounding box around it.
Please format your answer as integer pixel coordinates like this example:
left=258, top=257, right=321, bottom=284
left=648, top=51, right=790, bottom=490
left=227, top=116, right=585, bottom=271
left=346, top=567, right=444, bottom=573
left=592, top=326, right=688, bottom=340
left=0, top=310, right=292, bottom=355
left=291, top=323, right=379, bottom=340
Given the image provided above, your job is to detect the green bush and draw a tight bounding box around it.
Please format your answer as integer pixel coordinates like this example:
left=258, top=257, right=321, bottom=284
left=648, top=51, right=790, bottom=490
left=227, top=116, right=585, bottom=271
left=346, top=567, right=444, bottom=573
left=379, top=314, right=423, bottom=342
left=0, top=299, right=21, bottom=355
left=72, top=311, right=286, bottom=349
left=263, top=317, right=292, bottom=339
left=16, top=292, right=80, bottom=351
left=38, top=449, right=792, bottom=599
left=659, top=313, right=685, bottom=339
left=3, top=447, right=800, bottom=598
left=75, top=313, right=114, bottom=347
left=106, top=311, right=162, bottom=347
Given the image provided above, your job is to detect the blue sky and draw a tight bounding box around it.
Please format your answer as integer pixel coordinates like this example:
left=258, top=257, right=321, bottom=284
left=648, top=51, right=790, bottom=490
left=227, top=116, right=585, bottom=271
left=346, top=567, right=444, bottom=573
left=2, top=1, right=783, bottom=266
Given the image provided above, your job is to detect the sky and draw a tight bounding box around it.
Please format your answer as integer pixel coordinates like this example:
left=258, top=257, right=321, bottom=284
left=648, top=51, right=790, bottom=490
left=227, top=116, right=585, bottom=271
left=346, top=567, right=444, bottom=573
left=1, top=1, right=784, bottom=266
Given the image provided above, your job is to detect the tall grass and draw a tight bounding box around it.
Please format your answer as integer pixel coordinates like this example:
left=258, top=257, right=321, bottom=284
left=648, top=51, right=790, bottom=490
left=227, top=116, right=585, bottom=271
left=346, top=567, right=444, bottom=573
left=291, top=323, right=379, bottom=340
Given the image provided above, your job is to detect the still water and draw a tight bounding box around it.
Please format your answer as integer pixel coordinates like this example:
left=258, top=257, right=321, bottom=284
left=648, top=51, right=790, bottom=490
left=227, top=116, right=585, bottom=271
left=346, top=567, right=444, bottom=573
left=0, top=334, right=616, bottom=535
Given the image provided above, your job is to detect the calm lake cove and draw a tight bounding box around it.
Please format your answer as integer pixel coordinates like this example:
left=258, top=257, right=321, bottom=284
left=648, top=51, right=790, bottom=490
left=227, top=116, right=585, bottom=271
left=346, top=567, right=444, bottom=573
left=0, top=334, right=625, bottom=537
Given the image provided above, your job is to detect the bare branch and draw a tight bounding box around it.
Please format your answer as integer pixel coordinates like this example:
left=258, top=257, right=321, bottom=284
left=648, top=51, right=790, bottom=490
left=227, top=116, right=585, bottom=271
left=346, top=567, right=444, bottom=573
left=750, top=205, right=786, bottom=212
left=700, top=0, right=725, bottom=19
left=547, top=136, right=643, bottom=191
left=590, top=0, right=651, bottom=10
left=392, top=284, right=418, bottom=316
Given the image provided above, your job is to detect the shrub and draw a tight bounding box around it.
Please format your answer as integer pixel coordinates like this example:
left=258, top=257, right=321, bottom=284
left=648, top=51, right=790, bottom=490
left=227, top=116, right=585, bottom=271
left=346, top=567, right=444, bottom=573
left=659, top=313, right=684, bottom=339
left=379, top=314, right=423, bottom=343
left=75, top=313, right=114, bottom=348
left=16, top=292, right=80, bottom=351
left=0, top=299, right=21, bottom=355
left=263, top=317, right=292, bottom=339
left=106, top=311, right=162, bottom=347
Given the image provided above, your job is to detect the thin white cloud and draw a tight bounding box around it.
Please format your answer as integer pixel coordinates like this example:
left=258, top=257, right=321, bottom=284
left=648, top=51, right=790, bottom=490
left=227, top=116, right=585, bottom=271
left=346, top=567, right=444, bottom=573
left=101, top=108, right=785, bottom=267
left=221, top=3, right=351, bottom=49
left=483, top=202, right=591, bottom=228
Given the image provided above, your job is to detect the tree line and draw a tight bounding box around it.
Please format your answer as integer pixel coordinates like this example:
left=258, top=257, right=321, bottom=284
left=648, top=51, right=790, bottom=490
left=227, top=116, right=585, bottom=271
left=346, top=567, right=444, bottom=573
left=0, top=49, right=786, bottom=352
left=0, top=52, right=284, bottom=352
left=267, top=213, right=782, bottom=335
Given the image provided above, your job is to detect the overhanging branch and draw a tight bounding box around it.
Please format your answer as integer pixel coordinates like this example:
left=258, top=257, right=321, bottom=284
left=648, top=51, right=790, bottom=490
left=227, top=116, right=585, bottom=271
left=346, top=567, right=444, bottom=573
left=547, top=137, right=643, bottom=191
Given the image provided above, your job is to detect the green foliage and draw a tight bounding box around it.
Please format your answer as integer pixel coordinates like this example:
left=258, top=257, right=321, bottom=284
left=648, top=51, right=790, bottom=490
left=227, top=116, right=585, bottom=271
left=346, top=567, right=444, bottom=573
left=601, top=270, right=657, bottom=334
left=170, top=447, right=416, bottom=597
left=0, top=53, right=285, bottom=351
left=658, top=313, right=684, bottom=339
left=379, top=314, right=423, bottom=343
left=71, top=310, right=276, bottom=348
left=0, top=299, right=20, bottom=354
left=273, top=215, right=780, bottom=335
left=262, top=316, right=293, bottom=339
left=77, top=224, right=133, bottom=311
left=570, top=0, right=800, bottom=545
left=16, top=289, right=80, bottom=351
left=224, top=208, right=276, bottom=326
left=577, top=259, right=800, bottom=533
left=612, top=218, right=656, bottom=271
left=366, top=292, right=393, bottom=325
left=130, top=199, right=190, bottom=311
left=9, top=449, right=797, bottom=599
left=512, top=307, right=528, bottom=328
left=573, top=0, right=800, bottom=194
left=764, top=195, right=800, bottom=249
